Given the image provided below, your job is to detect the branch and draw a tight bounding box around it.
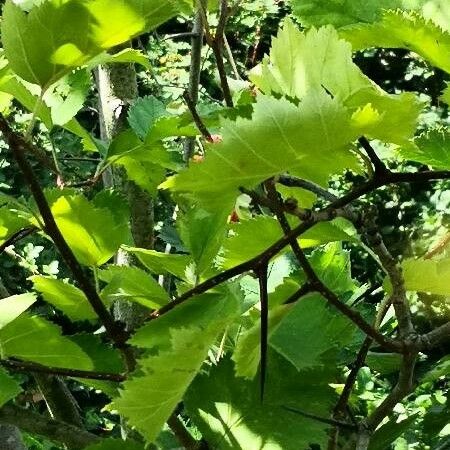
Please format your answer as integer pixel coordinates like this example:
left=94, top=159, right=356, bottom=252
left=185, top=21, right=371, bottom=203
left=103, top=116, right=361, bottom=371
left=0, top=404, right=100, bottom=450
left=420, top=321, right=450, bottom=350
left=0, top=359, right=126, bottom=382
left=277, top=175, right=338, bottom=202
left=257, top=264, right=269, bottom=400
left=210, top=0, right=234, bottom=106
left=0, top=226, right=38, bottom=254
left=183, top=1, right=206, bottom=161
left=264, top=180, right=401, bottom=353
left=283, top=406, right=357, bottom=431
left=360, top=211, right=413, bottom=338
left=183, top=91, right=213, bottom=143
left=358, top=137, right=388, bottom=175
left=0, top=115, right=134, bottom=371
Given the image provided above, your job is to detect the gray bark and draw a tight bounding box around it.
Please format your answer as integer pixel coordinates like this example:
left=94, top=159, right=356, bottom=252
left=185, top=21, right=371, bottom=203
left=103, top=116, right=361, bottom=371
left=0, top=425, right=26, bottom=450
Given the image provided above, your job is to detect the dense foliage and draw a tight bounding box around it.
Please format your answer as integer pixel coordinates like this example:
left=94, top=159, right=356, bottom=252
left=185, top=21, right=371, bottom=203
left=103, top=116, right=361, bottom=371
left=0, top=1, right=448, bottom=449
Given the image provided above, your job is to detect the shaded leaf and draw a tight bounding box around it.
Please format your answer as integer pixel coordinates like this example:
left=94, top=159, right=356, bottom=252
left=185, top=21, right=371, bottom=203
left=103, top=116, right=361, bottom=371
left=99, top=265, right=169, bottom=310
left=31, top=276, right=97, bottom=321
left=0, top=367, right=22, bottom=407
left=0, top=314, right=93, bottom=369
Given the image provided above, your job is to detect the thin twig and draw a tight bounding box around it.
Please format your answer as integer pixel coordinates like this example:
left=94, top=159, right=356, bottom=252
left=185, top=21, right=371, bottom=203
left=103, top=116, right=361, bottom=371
left=257, top=263, right=269, bottom=401
left=283, top=406, right=357, bottom=430
left=0, top=115, right=134, bottom=372
left=0, top=226, right=38, bottom=254
left=183, top=91, right=213, bottom=142
left=0, top=359, right=126, bottom=382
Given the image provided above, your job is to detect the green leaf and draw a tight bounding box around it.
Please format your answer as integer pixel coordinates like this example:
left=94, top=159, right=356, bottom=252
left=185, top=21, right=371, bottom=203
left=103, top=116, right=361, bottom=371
left=0, top=207, right=31, bottom=247
left=123, top=246, right=192, bottom=281
left=368, top=415, right=418, bottom=450
left=422, top=355, right=450, bottom=383
left=441, top=83, right=450, bottom=105
left=87, top=48, right=150, bottom=70
left=340, top=10, right=450, bottom=74
left=366, top=352, right=402, bottom=374
left=221, top=216, right=355, bottom=269
left=399, top=128, right=450, bottom=169
left=178, top=207, right=229, bottom=277
left=71, top=334, right=125, bottom=396
left=99, top=265, right=169, bottom=310
left=47, top=193, right=131, bottom=266
left=0, top=367, right=22, bottom=407
left=84, top=438, right=145, bottom=450
left=127, top=96, right=168, bottom=140
left=131, top=285, right=242, bottom=350
left=1, top=0, right=188, bottom=87
left=402, top=257, right=450, bottom=295
left=185, top=355, right=336, bottom=450
left=44, top=69, right=91, bottom=126
left=113, top=324, right=234, bottom=443
left=0, top=314, right=93, bottom=369
left=270, top=293, right=357, bottom=371
left=31, top=276, right=97, bottom=321
left=289, top=0, right=400, bottom=27
left=161, top=93, right=361, bottom=212
left=0, top=293, right=36, bottom=329
left=249, top=20, right=421, bottom=144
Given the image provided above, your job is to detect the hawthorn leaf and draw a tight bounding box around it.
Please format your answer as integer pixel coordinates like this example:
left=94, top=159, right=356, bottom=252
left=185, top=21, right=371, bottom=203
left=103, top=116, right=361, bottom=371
left=399, top=128, right=450, bottom=169
left=368, top=415, right=418, bottom=450
left=1, top=0, right=188, bottom=88
left=161, top=93, right=361, bottom=212
left=185, top=355, right=336, bottom=450
left=289, top=0, right=450, bottom=31
left=0, top=367, right=22, bottom=407
left=341, top=10, right=450, bottom=74
left=366, top=352, right=402, bottom=374
left=47, top=193, right=131, bottom=266
left=221, top=216, right=355, bottom=269
left=441, top=83, right=450, bottom=105
left=270, top=293, right=357, bottom=371
left=44, top=69, right=91, bottom=126
left=31, top=276, right=97, bottom=321
left=0, top=314, right=93, bottom=369
left=402, top=257, right=450, bottom=295
left=99, top=265, right=169, bottom=310
left=422, top=355, right=450, bottom=383
left=0, top=293, right=36, bottom=329
left=127, top=96, right=168, bottom=139
left=178, top=206, right=229, bottom=277
left=123, top=246, right=192, bottom=281
left=130, top=285, right=242, bottom=351
left=87, top=48, right=150, bottom=70
left=113, top=325, right=234, bottom=443
left=0, top=207, right=30, bottom=247
left=288, top=0, right=400, bottom=27
left=71, top=334, right=125, bottom=396
left=250, top=20, right=421, bottom=144
left=84, top=439, right=145, bottom=450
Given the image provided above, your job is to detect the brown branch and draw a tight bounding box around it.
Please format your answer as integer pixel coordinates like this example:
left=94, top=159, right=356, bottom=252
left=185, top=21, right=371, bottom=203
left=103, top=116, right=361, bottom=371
left=420, top=321, right=450, bottom=350
left=360, top=211, right=414, bottom=338
left=282, top=406, right=357, bottom=431
left=264, top=180, right=401, bottom=353
left=277, top=175, right=338, bottom=202
left=0, top=404, right=100, bottom=450
left=0, top=359, right=126, bottom=382
left=152, top=168, right=450, bottom=322
left=183, top=91, right=213, bottom=143
left=257, top=263, right=269, bottom=400
left=0, top=226, right=38, bottom=254
left=211, top=0, right=234, bottom=106
left=167, top=414, right=200, bottom=450
left=0, top=115, right=134, bottom=371
left=358, top=137, right=388, bottom=175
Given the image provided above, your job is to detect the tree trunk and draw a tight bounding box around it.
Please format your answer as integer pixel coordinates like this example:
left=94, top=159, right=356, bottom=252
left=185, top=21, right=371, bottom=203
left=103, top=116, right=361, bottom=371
left=95, top=56, right=154, bottom=331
